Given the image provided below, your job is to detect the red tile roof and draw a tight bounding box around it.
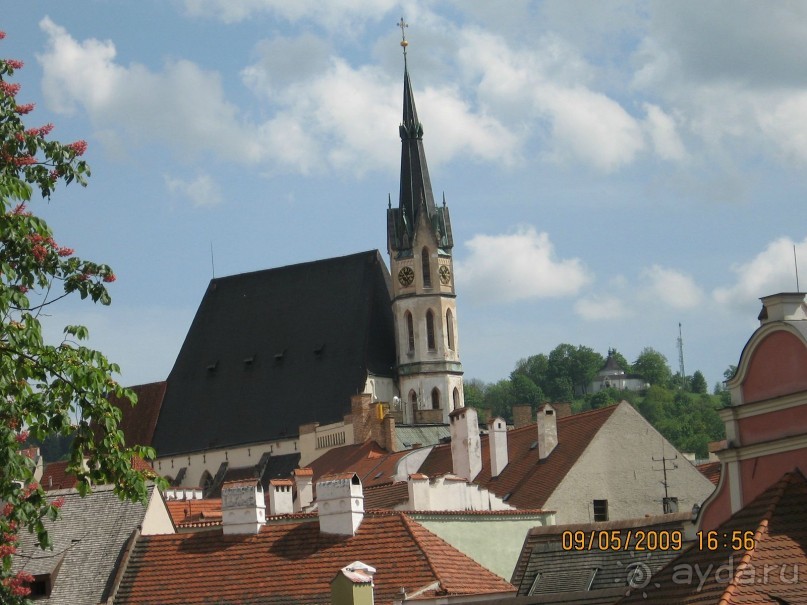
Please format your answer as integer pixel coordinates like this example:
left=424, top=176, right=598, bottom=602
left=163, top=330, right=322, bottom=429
left=419, top=405, right=619, bottom=509
left=363, top=481, right=410, bottom=509
left=106, top=381, right=167, bottom=447
left=166, top=498, right=223, bottom=526
left=308, top=440, right=411, bottom=488
left=697, top=461, right=722, bottom=486
left=41, top=460, right=77, bottom=491
left=114, top=512, right=515, bottom=604
left=619, top=470, right=807, bottom=604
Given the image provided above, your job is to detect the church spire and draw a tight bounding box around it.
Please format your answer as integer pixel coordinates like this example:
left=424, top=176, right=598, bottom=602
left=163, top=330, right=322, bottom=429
left=388, top=18, right=452, bottom=257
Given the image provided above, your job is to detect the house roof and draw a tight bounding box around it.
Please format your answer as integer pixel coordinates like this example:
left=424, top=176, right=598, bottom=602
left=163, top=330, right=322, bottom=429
left=619, top=470, right=807, bottom=604
left=150, top=250, right=396, bottom=456
left=106, top=381, right=167, bottom=447
left=418, top=405, right=619, bottom=509
left=364, top=481, right=410, bottom=509
left=113, top=511, right=515, bottom=605
left=308, top=441, right=411, bottom=488
left=697, top=461, right=722, bottom=486
left=41, top=460, right=77, bottom=491
left=12, top=484, right=157, bottom=605
left=511, top=512, right=693, bottom=597
left=395, top=423, right=451, bottom=450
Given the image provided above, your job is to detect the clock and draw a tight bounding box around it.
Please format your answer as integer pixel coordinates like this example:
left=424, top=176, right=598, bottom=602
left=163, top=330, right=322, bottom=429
left=398, top=266, right=415, bottom=287
left=439, top=265, right=451, bottom=285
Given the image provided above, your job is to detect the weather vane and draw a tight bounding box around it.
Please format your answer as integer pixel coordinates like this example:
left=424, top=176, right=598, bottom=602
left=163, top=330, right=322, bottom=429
left=397, top=17, right=409, bottom=58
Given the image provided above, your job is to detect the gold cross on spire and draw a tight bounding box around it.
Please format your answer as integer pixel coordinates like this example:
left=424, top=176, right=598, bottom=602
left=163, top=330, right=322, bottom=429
left=397, top=17, right=409, bottom=57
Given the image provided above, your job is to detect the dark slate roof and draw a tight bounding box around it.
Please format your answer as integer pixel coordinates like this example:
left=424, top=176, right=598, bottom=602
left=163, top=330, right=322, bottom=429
left=151, top=251, right=396, bottom=456
left=12, top=484, right=155, bottom=605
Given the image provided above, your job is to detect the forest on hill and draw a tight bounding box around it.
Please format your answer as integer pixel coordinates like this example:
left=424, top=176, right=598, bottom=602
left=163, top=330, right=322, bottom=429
left=465, top=344, right=731, bottom=459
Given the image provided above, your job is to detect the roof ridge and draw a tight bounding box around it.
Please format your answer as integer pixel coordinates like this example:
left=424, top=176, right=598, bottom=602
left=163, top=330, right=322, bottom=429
left=398, top=512, right=445, bottom=590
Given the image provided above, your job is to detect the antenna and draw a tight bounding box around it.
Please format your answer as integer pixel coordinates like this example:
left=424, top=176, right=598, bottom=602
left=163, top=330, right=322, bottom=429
left=210, top=242, right=215, bottom=279
left=677, top=323, right=685, bottom=390
left=653, top=446, right=679, bottom=513
left=794, top=245, right=800, bottom=292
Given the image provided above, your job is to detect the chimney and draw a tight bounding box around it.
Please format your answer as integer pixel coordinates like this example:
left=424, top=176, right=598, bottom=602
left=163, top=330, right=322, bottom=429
left=759, top=293, right=807, bottom=324
left=268, top=479, right=294, bottom=516
left=537, top=403, right=558, bottom=460
left=488, top=417, right=508, bottom=477
left=221, top=479, right=265, bottom=535
left=293, top=467, right=314, bottom=512
left=330, top=561, right=376, bottom=605
left=449, top=407, right=481, bottom=481
left=512, top=404, right=532, bottom=429
left=382, top=413, right=396, bottom=451
left=407, top=473, right=430, bottom=510
left=317, top=473, right=364, bottom=536
left=352, top=393, right=372, bottom=443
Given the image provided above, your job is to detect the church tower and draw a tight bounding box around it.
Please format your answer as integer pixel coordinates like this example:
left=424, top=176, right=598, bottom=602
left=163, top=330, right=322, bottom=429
left=387, top=22, right=464, bottom=424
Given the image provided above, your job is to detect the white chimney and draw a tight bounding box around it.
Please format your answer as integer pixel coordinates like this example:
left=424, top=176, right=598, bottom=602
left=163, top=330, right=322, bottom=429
left=759, top=293, right=807, bottom=324
left=537, top=403, right=558, bottom=460
left=488, top=417, right=508, bottom=477
left=317, top=473, right=364, bottom=536
left=407, top=473, right=430, bottom=510
left=449, top=407, right=481, bottom=481
left=221, top=479, right=265, bottom=535
left=268, top=479, right=294, bottom=516
left=293, top=467, right=314, bottom=512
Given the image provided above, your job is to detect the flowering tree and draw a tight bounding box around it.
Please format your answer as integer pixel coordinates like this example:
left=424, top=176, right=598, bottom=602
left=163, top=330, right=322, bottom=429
left=0, top=32, right=157, bottom=602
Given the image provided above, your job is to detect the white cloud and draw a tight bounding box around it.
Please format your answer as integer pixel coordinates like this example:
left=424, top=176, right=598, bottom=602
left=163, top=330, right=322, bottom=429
left=642, top=103, right=686, bottom=161
left=165, top=174, right=223, bottom=207
left=38, top=17, right=262, bottom=163
left=713, top=236, right=807, bottom=309
left=455, top=226, right=591, bottom=304
left=640, top=265, right=703, bottom=310
left=574, top=295, right=631, bottom=320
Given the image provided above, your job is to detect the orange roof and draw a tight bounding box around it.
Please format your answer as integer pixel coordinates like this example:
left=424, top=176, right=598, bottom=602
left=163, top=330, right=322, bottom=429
left=697, top=461, right=722, bottom=486
left=165, top=498, right=223, bottom=526
left=308, top=441, right=411, bottom=488
left=42, top=460, right=77, bottom=491
left=105, top=381, right=167, bottom=447
left=114, top=512, right=515, bottom=604
left=419, top=405, right=618, bottom=509
left=364, top=481, right=410, bottom=509
left=620, top=470, right=807, bottom=604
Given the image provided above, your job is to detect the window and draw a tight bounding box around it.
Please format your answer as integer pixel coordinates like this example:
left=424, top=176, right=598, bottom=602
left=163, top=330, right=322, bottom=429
left=405, top=311, right=415, bottom=353
left=421, top=247, right=431, bottom=287
left=445, top=309, right=454, bottom=350
left=453, top=387, right=460, bottom=410
left=593, top=499, right=608, bottom=522
left=431, top=387, right=441, bottom=410
left=409, top=390, right=418, bottom=408
left=426, top=310, right=436, bottom=351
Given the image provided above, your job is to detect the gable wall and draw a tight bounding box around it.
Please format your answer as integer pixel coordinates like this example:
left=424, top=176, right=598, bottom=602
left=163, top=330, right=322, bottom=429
left=544, top=403, right=715, bottom=524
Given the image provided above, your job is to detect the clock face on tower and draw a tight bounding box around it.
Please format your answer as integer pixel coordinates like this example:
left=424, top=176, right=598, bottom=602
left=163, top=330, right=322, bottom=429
left=439, top=265, right=451, bottom=285
left=398, top=266, right=415, bottom=287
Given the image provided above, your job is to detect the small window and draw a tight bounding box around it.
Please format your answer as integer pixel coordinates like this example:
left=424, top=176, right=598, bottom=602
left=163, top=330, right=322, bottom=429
left=405, top=311, right=415, bottom=353
left=452, top=387, right=460, bottom=411
left=426, top=310, right=436, bottom=351
left=409, top=390, right=418, bottom=408
left=431, top=387, right=441, bottom=410
left=422, top=247, right=431, bottom=287
left=593, top=499, right=608, bottom=522
left=446, top=309, right=454, bottom=350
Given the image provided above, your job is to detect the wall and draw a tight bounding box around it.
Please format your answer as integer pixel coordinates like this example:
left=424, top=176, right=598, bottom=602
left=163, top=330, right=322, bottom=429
left=411, top=512, right=554, bottom=580
left=545, top=402, right=715, bottom=524
left=141, top=488, right=176, bottom=535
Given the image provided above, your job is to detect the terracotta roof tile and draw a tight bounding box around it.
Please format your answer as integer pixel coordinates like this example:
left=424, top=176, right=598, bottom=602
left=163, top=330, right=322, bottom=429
left=41, top=460, right=77, bottom=491
left=697, top=461, right=722, bottom=486
left=364, top=481, right=410, bottom=509
left=419, top=405, right=619, bottom=509
left=619, top=470, right=807, bottom=604
left=106, top=381, right=167, bottom=447
left=114, top=512, right=514, bottom=605
left=308, top=441, right=411, bottom=487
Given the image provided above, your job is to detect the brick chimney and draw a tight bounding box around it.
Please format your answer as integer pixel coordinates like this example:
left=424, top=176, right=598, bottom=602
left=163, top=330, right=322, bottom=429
left=268, top=479, right=294, bottom=516
left=293, top=467, right=314, bottom=512
left=759, top=293, right=807, bottom=324
left=330, top=562, right=376, bottom=605
left=537, top=403, right=558, bottom=460
left=221, top=479, right=265, bottom=535
left=512, top=404, right=532, bottom=429
left=317, top=473, right=364, bottom=536
left=449, top=407, right=481, bottom=481
left=488, top=417, right=508, bottom=477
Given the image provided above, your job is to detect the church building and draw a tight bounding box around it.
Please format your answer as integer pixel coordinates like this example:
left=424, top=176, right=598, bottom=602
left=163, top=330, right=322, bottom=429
left=113, top=41, right=466, bottom=491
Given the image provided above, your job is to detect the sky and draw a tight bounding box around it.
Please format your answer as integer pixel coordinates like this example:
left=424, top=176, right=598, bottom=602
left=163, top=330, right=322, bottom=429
left=5, top=1, right=807, bottom=392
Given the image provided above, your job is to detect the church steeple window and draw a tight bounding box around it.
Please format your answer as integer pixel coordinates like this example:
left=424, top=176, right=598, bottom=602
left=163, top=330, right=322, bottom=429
left=405, top=311, right=415, bottom=353
left=421, top=247, right=432, bottom=288
left=431, top=387, right=441, bottom=410
left=446, top=309, right=454, bottom=350
left=453, top=387, right=460, bottom=411
left=426, top=309, right=436, bottom=351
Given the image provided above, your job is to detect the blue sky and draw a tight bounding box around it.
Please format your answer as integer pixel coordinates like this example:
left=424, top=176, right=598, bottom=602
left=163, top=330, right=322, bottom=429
left=5, top=1, right=807, bottom=391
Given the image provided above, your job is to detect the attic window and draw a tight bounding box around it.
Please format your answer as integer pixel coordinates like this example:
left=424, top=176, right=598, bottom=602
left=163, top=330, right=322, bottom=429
left=206, top=361, right=218, bottom=372
left=313, top=344, right=325, bottom=357
left=374, top=471, right=383, bottom=479
left=502, top=492, right=511, bottom=501
left=529, top=441, right=538, bottom=450
left=274, top=351, right=285, bottom=364
left=243, top=356, right=255, bottom=366
left=593, top=499, right=608, bottom=522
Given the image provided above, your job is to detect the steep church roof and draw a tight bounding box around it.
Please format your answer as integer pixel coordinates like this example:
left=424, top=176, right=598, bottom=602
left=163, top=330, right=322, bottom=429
left=151, top=250, right=396, bottom=456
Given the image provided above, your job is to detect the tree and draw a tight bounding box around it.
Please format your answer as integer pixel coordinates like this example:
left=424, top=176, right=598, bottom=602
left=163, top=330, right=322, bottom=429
left=546, top=344, right=604, bottom=398
left=463, top=378, right=487, bottom=410
left=690, top=370, right=708, bottom=394
left=0, top=36, right=157, bottom=602
left=633, top=347, right=672, bottom=387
